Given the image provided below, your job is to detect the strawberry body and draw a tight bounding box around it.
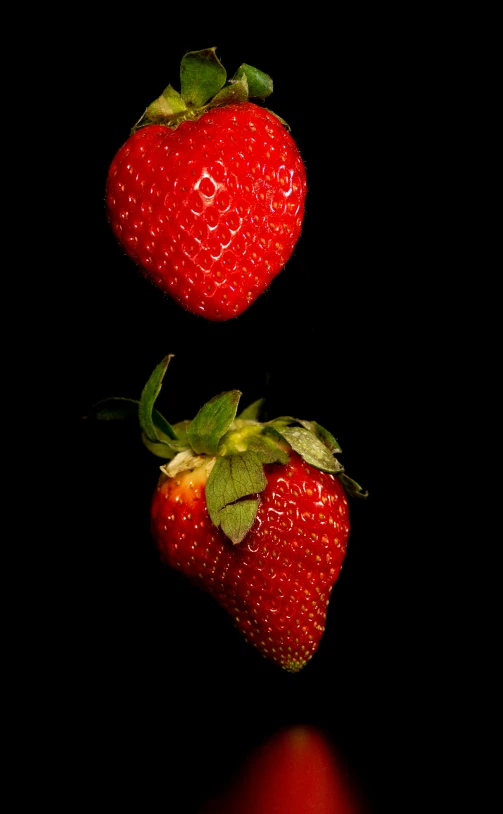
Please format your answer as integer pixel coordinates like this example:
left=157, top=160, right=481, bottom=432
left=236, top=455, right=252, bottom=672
left=106, top=101, right=306, bottom=321
left=150, top=450, right=349, bottom=672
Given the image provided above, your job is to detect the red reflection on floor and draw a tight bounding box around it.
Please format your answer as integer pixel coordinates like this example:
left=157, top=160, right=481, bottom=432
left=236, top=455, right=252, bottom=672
left=200, top=725, right=370, bottom=813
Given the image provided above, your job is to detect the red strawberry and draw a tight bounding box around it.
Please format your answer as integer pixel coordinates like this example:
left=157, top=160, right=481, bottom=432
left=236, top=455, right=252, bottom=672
left=151, top=450, right=349, bottom=672
left=105, top=47, right=307, bottom=321
left=90, top=355, right=366, bottom=672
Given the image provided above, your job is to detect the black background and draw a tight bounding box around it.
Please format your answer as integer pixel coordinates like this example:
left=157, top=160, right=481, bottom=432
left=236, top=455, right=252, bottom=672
left=47, top=15, right=470, bottom=814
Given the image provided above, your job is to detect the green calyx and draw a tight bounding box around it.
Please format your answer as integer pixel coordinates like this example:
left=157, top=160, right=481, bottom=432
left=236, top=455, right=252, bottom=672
left=131, top=47, right=286, bottom=133
left=88, top=355, right=367, bottom=545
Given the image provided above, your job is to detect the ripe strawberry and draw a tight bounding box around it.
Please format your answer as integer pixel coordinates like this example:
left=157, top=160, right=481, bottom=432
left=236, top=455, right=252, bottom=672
left=105, top=47, right=307, bottom=321
left=89, top=355, right=366, bottom=672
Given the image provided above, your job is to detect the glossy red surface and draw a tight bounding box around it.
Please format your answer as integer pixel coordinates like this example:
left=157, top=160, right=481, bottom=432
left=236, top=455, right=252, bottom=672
left=106, top=102, right=306, bottom=320
left=150, top=451, right=349, bottom=672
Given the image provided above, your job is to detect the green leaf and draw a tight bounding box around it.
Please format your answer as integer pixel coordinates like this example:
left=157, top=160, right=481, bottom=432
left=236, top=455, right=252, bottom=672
left=144, top=84, right=187, bottom=121
left=340, top=473, right=369, bottom=499
left=188, top=390, right=241, bottom=456
left=141, top=433, right=186, bottom=460
left=219, top=499, right=259, bottom=545
left=172, top=420, right=191, bottom=445
left=231, top=63, right=273, bottom=99
left=247, top=434, right=289, bottom=464
left=139, top=355, right=177, bottom=443
left=265, top=416, right=297, bottom=431
left=297, top=420, right=342, bottom=454
left=180, top=48, right=227, bottom=108
left=278, top=427, right=343, bottom=474
left=237, top=398, right=265, bottom=421
left=205, top=452, right=267, bottom=543
left=210, top=75, right=249, bottom=107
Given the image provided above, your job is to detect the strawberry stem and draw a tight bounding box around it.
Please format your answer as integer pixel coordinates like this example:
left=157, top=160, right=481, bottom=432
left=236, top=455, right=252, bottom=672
left=188, top=390, right=242, bottom=456
left=87, top=354, right=368, bottom=545
left=132, top=47, right=276, bottom=133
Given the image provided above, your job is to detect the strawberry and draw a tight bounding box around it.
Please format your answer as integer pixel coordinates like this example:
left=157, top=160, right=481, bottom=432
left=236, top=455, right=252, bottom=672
left=89, top=355, right=366, bottom=672
left=105, top=47, right=307, bottom=321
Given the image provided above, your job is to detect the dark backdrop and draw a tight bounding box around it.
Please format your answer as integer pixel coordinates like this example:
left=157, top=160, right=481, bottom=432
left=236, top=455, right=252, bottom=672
left=56, top=21, right=452, bottom=814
